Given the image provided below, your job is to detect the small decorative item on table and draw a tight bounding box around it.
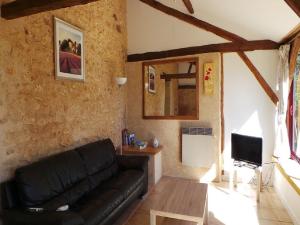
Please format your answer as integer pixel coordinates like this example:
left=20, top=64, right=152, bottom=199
left=152, top=138, right=160, bottom=148
left=122, top=129, right=135, bottom=146
left=135, top=140, right=148, bottom=150
left=128, top=133, right=136, bottom=146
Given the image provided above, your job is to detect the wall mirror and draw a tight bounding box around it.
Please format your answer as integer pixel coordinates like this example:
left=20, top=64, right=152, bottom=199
left=142, top=57, right=199, bottom=120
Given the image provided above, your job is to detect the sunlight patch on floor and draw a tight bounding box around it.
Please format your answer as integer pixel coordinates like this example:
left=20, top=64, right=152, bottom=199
left=208, top=182, right=293, bottom=225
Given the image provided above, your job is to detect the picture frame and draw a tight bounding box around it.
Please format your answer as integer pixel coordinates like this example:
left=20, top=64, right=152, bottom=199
left=204, top=63, right=214, bottom=96
left=148, top=65, right=156, bottom=93
left=54, top=17, right=85, bottom=81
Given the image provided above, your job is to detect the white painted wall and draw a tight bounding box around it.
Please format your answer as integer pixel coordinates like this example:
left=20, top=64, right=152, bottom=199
left=223, top=50, right=278, bottom=182
left=274, top=167, right=300, bottom=225
left=127, top=0, right=298, bottom=54
left=127, top=0, right=225, bottom=54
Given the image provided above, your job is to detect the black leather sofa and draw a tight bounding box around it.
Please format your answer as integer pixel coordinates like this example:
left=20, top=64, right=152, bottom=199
left=1, top=139, right=149, bottom=225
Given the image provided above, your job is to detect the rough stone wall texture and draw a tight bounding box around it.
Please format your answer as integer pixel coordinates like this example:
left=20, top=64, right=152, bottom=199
left=126, top=53, right=221, bottom=181
left=144, top=63, right=177, bottom=116
left=0, top=0, right=127, bottom=182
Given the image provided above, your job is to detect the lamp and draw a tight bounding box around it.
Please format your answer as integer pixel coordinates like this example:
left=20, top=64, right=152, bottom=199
left=115, top=76, right=127, bottom=155
left=115, top=77, right=127, bottom=87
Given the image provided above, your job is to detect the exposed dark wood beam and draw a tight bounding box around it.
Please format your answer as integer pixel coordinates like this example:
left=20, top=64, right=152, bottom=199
left=128, top=40, right=280, bottom=62
left=182, top=0, right=194, bottom=14
left=178, top=85, right=196, bottom=89
left=139, top=0, right=246, bottom=42
left=1, top=0, right=99, bottom=19
left=237, top=52, right=279, bottom=105
left=187, top=62, right=194, bottom=73
left=161, top=73, right=196, bottom=80
left=284, top=0, right=300, bottom=17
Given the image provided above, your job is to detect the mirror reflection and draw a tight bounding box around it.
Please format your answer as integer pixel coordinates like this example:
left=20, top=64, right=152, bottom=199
left=143, top=58, right=199, bottom=119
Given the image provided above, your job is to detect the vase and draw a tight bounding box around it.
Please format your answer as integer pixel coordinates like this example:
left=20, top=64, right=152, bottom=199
left=153, top=138, right=159, bottom=148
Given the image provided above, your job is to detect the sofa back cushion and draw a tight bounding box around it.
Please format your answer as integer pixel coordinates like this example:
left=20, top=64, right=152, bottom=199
left=76, top=139, right=118, bottom=188
left=15, top=150, right=88, bottom=207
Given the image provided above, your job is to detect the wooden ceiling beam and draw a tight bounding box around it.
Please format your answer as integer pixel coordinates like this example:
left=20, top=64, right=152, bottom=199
left=1, top=0, right=99, bottom=19
left=280, top=23, right=300, bottom=44
left=139, top=0, right=247, bottom=42
left=128, top=40, right=280, bottom=62
left=178, top=85, right=196, bottom=89
left=284, top=0, right=300, bottom=17
left=161, top=73, right=196, bottom=80
left=237, top=52, right=279, bottom=105
left=182, top=0, right=194, bottom=14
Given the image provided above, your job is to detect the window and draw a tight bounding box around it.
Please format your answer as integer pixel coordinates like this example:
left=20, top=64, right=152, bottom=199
left=288, top=52, right=300, bottom=163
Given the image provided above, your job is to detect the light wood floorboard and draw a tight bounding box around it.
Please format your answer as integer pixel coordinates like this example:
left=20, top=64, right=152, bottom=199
left=113, top=177, right=293, bottom=225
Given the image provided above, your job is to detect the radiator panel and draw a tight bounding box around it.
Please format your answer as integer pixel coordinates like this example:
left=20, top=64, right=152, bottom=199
left=182, top=128, right=214, bottom=168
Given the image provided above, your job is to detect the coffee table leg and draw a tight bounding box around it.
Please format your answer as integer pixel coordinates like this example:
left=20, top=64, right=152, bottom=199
left=256, top=167, right=262, bottom=202
left=204, top=196, right=208, bottom=225
left=233, top=167, right=237, bottom=188
left=150, top=210, right=156, bottom=225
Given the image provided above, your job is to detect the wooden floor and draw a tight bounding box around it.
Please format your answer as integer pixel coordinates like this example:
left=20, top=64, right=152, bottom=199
left=114, top=177, right=293, bottom=225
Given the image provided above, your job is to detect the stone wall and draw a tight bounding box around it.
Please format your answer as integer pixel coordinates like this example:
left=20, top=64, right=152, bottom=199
left=126, top=53, right=221, bottom=181
left=0, top=0, right=127, bottom=181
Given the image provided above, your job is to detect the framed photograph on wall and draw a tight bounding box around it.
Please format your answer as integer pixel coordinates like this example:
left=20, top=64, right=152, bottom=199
left=148, top=65, right=156, bottom=93
left=54, top=17, right=85, bottom=81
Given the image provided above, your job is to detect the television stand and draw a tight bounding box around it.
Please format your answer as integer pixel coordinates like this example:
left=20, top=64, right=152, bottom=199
left=232, top=161, right=262, bottom=202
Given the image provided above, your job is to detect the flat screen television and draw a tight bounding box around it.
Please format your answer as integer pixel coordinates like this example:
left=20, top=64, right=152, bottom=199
left=231, top=133, right=262, bottom=166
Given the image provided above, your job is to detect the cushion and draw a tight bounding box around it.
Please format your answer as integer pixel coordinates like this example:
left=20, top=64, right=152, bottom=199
left=72, top=189, right=123, bottom=225
left=37, top=179, right=90, bottom=211
left=100, top=170, right=144, bottom=198
left=76, top=139, right=117, bottom=175
left=88, top=162, right=118, bottom=189
left=15, top=150, right=88, bottom=207
left=76, top=139, right=118, bottom=188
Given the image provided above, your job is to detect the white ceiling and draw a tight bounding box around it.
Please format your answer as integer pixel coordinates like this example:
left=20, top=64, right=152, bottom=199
left=127, top=0, right=300, bottom=54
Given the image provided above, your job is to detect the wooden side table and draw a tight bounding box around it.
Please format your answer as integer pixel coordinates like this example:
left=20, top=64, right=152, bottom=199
left=121, top=145, right=162, bottom=186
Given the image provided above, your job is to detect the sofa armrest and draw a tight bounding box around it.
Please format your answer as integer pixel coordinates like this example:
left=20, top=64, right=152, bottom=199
left=2, top=209, right=84, bottom=225
left=116, top=155, right=149, bottom=172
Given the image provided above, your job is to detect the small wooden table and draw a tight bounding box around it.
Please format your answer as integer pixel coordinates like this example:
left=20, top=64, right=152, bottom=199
left=149, top=178, right=208, bottom=225
left=121, top=145, right=162, bottom=185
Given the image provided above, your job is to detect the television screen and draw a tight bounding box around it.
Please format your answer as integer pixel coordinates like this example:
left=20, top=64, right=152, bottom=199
left=231, top=133, right=262, bottom=166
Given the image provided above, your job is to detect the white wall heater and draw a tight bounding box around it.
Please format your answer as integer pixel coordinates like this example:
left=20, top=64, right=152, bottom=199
left=182, top=127, right=214, bottom=168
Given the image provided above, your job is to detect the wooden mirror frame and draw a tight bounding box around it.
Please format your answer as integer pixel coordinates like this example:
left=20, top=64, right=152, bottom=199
left=142, top=57, right=199, bottom=120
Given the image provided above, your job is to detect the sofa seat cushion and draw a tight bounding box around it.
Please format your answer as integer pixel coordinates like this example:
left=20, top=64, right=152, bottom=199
left=71, top=170, right=144, bottom=225
left=38, top=179, right=90, bottom=211
left=72, top=189, right=123, bottom=225
left=100, top=170, right=145, bottom=198
left=88, top=162, right=118, bottom=189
